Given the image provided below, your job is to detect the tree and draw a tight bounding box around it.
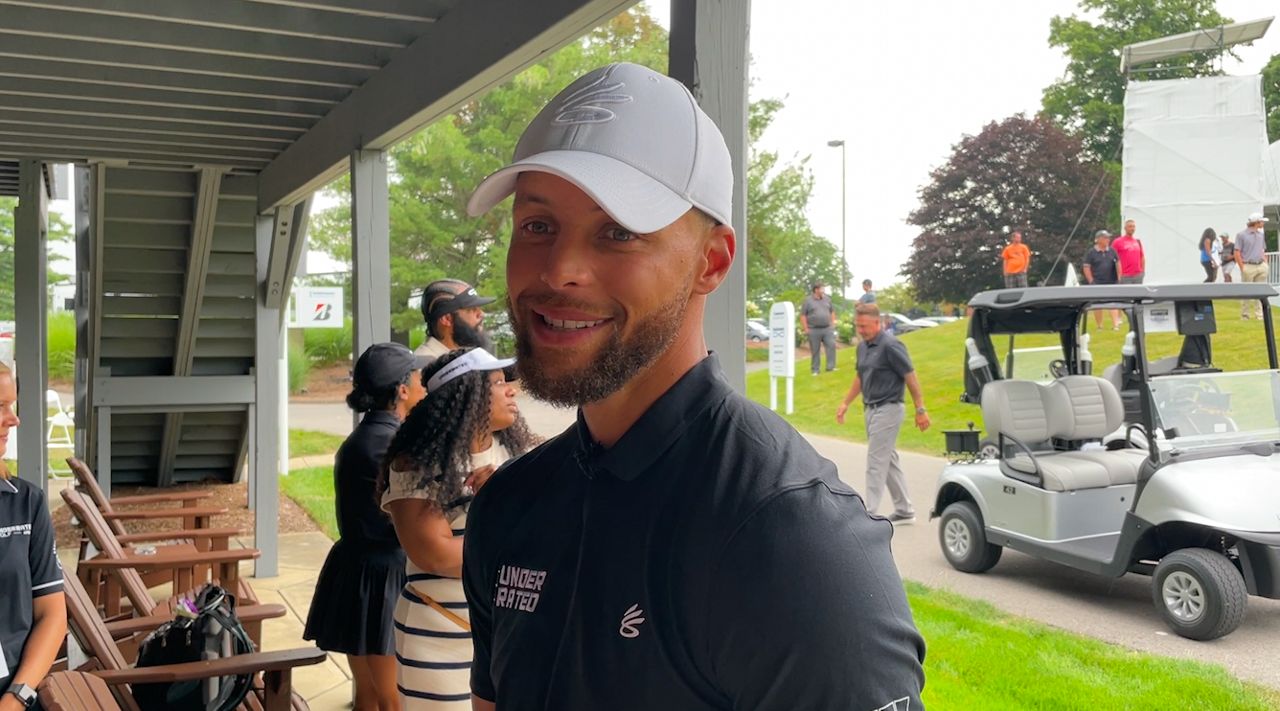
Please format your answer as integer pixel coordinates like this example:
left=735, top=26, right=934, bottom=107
left=1043, top=0, right=1231, bottom=161
left=901, top=114, right=1110, bottom=304
left=1263, top=54, right=1280, bottom=143
left=745, top=99, right=847, bottom=305
left=308, top=6, right=837, bottom=332
left=0, top=197, right=73, bottom=320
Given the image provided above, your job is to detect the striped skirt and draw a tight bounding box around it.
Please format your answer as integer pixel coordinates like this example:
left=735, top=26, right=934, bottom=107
left=393, top=576, right=473, bottom=708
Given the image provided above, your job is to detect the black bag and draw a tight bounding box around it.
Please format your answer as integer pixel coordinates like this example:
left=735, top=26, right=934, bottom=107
left=132, top=584, right=256, bottom=711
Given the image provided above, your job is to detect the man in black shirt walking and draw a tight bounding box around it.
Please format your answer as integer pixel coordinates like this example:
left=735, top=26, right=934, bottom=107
left=836, top=303, right=930, bottom=525
left=463, top=62, right=924, bottom=711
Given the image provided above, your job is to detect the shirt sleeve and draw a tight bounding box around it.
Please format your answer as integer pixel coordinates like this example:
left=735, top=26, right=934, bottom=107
left=28, top=488, right=64, bottom=597
left=462, top=489, right=496, bottom=702
left=886, top=339, right=915, bottom=377
left=706, top=483, right=925, bottom=710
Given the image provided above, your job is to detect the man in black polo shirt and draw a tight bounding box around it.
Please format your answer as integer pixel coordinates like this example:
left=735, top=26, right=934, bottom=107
left=1081, top=230, right=1122, bottom=330
left=836, top=304, right=930, bottom=525
left=462, top=62, right=924, bottom=711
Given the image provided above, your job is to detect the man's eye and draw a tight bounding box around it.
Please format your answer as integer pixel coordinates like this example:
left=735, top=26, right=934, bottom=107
left=521, top=220, right=552, bottom=235
left=604, top=227, right=636, bottom=242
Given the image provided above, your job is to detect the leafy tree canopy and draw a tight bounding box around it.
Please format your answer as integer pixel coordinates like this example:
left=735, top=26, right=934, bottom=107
left=1263, top=53, right=1280, bottom=143
left=1043, top=0, right=1231, bottom=161
left=902, top=114, right=1110, bottom=304
left=309, top=7, right=839, bottom=332
left=0, top=196, right=73, bottom=321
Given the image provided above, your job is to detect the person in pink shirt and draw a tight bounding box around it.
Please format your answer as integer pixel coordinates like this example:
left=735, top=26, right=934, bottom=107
left=1112, top=219, right=1146, bottom=284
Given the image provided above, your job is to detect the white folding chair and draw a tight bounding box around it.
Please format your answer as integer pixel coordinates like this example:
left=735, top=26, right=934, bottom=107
left=46, top=390, right=74, bottom=478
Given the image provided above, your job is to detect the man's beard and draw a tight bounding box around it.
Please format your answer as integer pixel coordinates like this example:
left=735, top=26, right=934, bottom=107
left=511, top=290, right=690, bottom=407
left=453, top=317, right=493, bottom=352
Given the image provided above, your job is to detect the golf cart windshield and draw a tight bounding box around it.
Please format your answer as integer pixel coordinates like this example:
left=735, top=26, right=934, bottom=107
left=1148, top=370, right=1280, bottom=450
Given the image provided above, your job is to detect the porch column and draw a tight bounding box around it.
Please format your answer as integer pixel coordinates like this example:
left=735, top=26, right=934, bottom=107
left=253, top=212, right=281, bottom=577
left=15, top=160, right=49, bottom=488
left=669, top=0, right=752, bottom=393
left=349, top=149, right=391, bottom=425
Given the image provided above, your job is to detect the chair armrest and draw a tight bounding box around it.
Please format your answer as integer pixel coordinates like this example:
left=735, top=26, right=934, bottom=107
left=92, top=648, right=327, bottom=685
left=998, top=432, right=1044, bottom=487
left=102, top=604, right=286, bottom=638
left=79, top=548, right=259, bottom=571
left=101, top=506, right=227, bottom=521
left=116, top=528, right=243, bottom=544
left=107, top=492, right=210, bottom=506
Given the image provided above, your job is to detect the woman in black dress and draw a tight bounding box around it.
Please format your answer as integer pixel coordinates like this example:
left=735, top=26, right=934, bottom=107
left=304, top=343, right=428, bottom=711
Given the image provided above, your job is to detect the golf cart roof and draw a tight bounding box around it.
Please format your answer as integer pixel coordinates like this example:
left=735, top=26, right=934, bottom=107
left=969, top=284, right=1278, bottom=311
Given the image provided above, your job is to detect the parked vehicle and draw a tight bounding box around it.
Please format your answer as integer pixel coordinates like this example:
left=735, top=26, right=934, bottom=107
left=921, top=316, right=960, bottom=324
left=746, top=319, right=770, bottom=342
left=886, top=313, right=922, bottom=334
left=909, top=318, right=939, bottom=329
left=933, top=284, right=1280, bottom=640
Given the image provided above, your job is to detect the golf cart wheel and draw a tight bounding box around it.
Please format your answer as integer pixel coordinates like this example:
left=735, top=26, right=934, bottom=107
left=978, top=438, right=1000, bottom=460
left=1152, top=548, right=1247, bottom=641
left=938, top=501, right=1002, bottom=573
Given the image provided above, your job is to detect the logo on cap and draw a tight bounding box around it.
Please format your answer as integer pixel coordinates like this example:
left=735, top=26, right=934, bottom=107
left=555, top=74, right=632, bottom=125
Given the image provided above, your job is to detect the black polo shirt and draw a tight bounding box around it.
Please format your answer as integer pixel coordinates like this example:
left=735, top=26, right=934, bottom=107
left=1, top=476, right=64, bottom=692
left=334, top=410, right=401, bottom=549
left=1082, top=247, right=1119, bottom=284
left=856, top=332, right=915, bottom=407
left=463, top=356, right=925, bottom=710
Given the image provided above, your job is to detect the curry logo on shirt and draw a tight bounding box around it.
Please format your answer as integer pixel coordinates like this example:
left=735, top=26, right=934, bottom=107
left=495, top=565, right=547, bottom=612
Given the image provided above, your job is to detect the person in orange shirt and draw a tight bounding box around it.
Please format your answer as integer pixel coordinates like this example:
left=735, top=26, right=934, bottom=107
left=1001, top=232, right=1031, bottom=288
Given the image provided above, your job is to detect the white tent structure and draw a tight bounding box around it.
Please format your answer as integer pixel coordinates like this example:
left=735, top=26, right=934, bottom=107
left=1264, top=140, right=1280, bottom=218
left=1122, top=75, right=1269, bottom=284
left=1120, top=18, right=1274, bottom=285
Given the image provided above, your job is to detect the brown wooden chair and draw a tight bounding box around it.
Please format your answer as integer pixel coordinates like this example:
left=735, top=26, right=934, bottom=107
left=62, top=488, right=268, bottom=642
left=68, top=456, right=232, bottom=588
left=62, top=572, right=324, bottom=711
left=39, top=671, right=123, bottom=711
left=69, top=456, right=227, bottom=538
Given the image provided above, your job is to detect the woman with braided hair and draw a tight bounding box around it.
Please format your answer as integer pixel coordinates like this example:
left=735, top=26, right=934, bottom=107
left=380, top=348, right=535, bottom=708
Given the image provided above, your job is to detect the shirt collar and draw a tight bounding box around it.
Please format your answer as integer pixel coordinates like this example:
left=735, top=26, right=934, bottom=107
left=1, top=477, right=18, bottom=493
left=361, top=410, right=401, bottom=427
left=573, top=354, right=732, bottom=482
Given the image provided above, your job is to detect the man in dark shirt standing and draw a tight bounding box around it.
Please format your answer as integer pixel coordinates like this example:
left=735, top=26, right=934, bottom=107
left=801, top=282, right=837, bottom=375
left=462, top=62, right=924, bottom=711
left=1082, top=230, right=1122, bottom=330
left=836, top=303, right=930, bottom=525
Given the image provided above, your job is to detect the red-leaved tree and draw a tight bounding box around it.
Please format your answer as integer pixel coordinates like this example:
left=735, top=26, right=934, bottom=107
left=901, top=114, right=1111, bottom=304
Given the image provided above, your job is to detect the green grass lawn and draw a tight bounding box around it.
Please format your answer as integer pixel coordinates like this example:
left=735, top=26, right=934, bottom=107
left=747, top=303, right=1279, bottom=455
left=277, top=463, right=1280, bottom=709
left=280, top=464, right=339, bottom=540
left=911, top=581, right=1280, bottom=710
left=288, top=429, right=345, bottom=458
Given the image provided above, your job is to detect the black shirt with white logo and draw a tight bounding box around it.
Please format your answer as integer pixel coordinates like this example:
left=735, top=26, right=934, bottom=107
left=463, top=356, right=925, bottom=710
left=0, top=476, right=64, bottom=693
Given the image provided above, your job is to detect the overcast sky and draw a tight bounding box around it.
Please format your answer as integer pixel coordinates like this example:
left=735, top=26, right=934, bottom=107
left=643, top=0, right=1280, bottom=292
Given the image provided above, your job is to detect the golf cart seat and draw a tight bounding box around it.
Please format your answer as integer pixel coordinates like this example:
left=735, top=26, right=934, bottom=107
left=982, top=377, right=1144, bottom=491
left=1046, top=376, right=1146, bottom=486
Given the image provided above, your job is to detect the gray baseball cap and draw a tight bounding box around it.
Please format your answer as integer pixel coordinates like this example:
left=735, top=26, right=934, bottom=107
left=466, top=62, right=733, bottom=234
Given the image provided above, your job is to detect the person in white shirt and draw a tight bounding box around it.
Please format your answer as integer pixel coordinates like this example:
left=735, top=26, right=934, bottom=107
left=379, top=348, right=537, bottom=708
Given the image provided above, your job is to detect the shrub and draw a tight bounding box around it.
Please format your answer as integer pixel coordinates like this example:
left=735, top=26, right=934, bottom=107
left=288, top=342, right=311, bottom=394
left=303, top=317, right=353, bottom=366
left=47, top=312, right=76, bottom=381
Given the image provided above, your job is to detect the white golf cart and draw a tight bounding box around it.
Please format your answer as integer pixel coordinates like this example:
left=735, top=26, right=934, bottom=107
left=933, top=284, right=1280, bottom=640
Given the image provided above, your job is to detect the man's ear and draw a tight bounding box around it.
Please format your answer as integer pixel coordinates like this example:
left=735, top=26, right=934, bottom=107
left=693, top=223, right=735, bottom=296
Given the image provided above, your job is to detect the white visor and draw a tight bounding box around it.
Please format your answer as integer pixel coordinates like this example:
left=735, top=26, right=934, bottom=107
left=426, top=348, right=516, bottom=393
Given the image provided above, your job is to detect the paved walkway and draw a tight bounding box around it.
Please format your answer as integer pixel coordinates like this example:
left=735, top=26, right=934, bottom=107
left=247, top=395, right=1280, bottom=706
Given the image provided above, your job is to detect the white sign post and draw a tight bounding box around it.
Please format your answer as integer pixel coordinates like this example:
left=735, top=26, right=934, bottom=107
left=769, top=301, right=796, bottom=415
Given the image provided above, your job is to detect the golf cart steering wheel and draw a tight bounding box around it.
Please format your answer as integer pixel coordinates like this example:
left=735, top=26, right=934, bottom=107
left=1048, top=359, right=1070, bottom=379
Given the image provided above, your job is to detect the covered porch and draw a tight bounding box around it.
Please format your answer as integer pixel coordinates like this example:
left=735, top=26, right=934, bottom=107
left=1, top=0, right=750, bottom=577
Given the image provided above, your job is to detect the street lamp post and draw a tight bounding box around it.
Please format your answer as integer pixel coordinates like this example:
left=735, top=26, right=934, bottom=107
left=827, top=139, right=847, bottom=299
